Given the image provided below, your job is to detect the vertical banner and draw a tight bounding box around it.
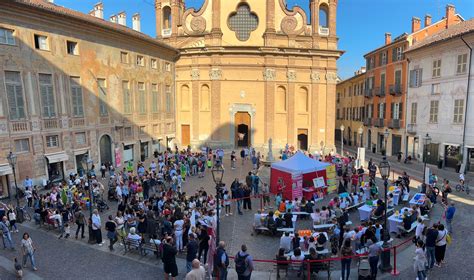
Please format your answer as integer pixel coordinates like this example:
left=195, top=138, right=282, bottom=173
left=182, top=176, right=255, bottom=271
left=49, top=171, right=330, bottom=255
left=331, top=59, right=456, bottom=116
left=115, top=148, right=122, bottom=168
left=425, top=167, right=430, bottom=185
left=326, top=165, right=337, bottom=193
left=291, top=173, right=303, bottom=200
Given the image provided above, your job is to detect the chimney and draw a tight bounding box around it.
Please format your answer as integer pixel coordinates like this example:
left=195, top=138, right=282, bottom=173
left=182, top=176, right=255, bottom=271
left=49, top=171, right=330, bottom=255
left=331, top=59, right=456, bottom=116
left=109, top=14, right=117, bottom=23
left=411, top=17, right=421, bottom=33
left=424, top=14, right=432, bottom=27
left=93, top=2, right=104, bottom=19
left=446, top=4, right=455, bottom=28
left=385, top=33, right=391, bottom=45
left=132, top=13, right=141, bottom=32
left=117, top=11, right=126, bottom=26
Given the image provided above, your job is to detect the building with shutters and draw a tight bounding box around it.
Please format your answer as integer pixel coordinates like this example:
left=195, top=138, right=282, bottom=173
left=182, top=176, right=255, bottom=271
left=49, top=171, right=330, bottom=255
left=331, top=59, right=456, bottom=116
left=157, top=0, right=342, bottom=152
left=0, top=0, right=177, bottom=197
left=405, top=19, right=474, bottom=171
left=362, top=4, right=464, bottom=157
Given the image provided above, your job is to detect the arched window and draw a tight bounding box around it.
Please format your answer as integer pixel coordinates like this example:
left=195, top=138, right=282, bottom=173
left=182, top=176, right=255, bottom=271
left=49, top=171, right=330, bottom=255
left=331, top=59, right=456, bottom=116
left=276, top=86, right=287, bottom=112
left=180, top=85, right=190, bottom=110
left=319, top=4, right=328, bottom=28
left=200, top=84, right=210, bottom=111
left=163, top=6, right=172, bottom=29
left=298, top=87, right=309, bottom=112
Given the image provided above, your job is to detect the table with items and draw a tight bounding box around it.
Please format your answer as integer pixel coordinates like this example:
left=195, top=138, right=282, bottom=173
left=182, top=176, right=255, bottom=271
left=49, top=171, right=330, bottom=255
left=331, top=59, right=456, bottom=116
left=409, top=193, right=426, bottom=207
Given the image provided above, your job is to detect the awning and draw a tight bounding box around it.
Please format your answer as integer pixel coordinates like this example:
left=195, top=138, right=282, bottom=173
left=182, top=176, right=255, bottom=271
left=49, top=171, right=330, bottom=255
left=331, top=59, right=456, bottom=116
left=45, top=152, right=69, bottom=163
left=73, top=148, right=89, bottom=155
left=0, top=164, right=12, bottom=176
left=140, top=138, right=152, bottom=143
left=444, top=143, right=460, bottom=147
left=123, top=141, right=136, bottom=146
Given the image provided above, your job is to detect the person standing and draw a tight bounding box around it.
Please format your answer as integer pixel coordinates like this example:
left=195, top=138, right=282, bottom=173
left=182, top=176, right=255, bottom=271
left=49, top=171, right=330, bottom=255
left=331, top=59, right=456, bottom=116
left=105, top=215, right=117, bottom=251
left=21, top=233, right=37, bottom=271
left=230, top=151, right=236, bottom=170
left=74, top=207, right=87, bottom=239
left=235, top=244, right=253, bottom=280
left=425, top=223, right=438, bottom=269
left=215, top=241, right=229, bottom=280
left=0, top=216, right=14, bottom=250
left=414, top=239, right=427, bottom=280
left=91, top=209, right=104, bottom=246
left=186, top=233, right=199, bottom=273
left=367, top=239, right=382, bottom=279
left=162, top=237, right=179, bottom=280
left=339, top=238, right=353, bottom=280
left=197, top=226, right=210, bottom=264
left=435, top=224, right=448, bottom=267
left=445, top=203, right=456, bottom=234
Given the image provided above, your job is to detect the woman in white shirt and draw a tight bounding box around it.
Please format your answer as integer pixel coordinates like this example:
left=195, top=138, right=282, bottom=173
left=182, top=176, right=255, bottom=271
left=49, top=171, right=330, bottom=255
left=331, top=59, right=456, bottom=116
left=435, top=224, right=448, bottom=267
left=415, top=218, right=425, bottom=242
left=311, top=209, right=321, bottom=225
left=174, top=216, right=185, bottom=252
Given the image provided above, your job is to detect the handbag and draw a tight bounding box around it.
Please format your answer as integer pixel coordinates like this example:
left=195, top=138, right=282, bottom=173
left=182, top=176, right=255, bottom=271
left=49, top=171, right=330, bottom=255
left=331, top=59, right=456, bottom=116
left=446, top=234, right=452, bottom=245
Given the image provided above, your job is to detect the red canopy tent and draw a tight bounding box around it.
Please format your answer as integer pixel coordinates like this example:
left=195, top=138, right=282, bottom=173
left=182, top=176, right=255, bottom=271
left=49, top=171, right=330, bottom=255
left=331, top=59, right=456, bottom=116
left=270, top=151, right=331, bottom=200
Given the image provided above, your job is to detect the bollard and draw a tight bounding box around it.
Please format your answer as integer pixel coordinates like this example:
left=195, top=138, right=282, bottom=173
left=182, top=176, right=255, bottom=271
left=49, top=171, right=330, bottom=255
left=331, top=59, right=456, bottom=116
left=391, top=246, right=400, bottom=276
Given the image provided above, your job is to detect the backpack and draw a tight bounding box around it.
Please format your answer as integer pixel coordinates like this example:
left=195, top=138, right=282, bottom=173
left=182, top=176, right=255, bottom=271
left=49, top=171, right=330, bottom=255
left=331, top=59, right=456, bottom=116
left=235, top=253, right=248, bottom=275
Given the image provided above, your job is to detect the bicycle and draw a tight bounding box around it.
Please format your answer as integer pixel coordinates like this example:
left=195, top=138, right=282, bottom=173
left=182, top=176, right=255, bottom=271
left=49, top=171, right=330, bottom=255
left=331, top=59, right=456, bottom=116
left=455, top=183, right=470, bottom=195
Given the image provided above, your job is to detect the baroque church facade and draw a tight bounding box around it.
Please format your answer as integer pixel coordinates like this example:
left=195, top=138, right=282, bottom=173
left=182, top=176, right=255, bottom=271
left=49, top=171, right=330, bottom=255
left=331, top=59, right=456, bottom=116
left=157, top=0, right=342, bottom=152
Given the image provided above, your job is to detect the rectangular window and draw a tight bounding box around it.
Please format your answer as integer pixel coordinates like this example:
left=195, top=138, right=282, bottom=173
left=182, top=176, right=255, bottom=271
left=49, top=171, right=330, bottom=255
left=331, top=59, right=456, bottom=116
left=46, top=135, right=59, bottom=148
left=138, top=82, right=146, bottom=114
left=75, top=132, right=86, bottom=145
left=34, top=34, right=49, bottom=50
left=0, top=28, right=15, bottom=45
left=336, top=109, right=340, bottom=120
left=120, top=52, right=129, bottom=64
left=165, top=62, right=171, bottom=72
left=379, top=103, right=384, bottom=119
left=70, top=77, right=84, bottom=117
left=137, top=55, right=145, bottom=66
left=410, top=103, right=417, bottom=124
left=152, top=83, right=159, bottom=113
left=98, top=79, right=108, bottom=116
left=123, top=81, right=131, bottom=114
left=432, top=83, right=440, bottom=95
left=395, top=70, right=402, bottom=87
left=429, top=100, right=439, bottom=123
left=165, top=85, right=172, bottom=113
left=380, top=73, right=386, bottom=94
left=66, top=41, right=78, bottom=55
left=39, top=73, right=56, bottom=118
left=139, top=126, right=146, bottom=135
left=409, top=68, right=423, bottom=88
left=14, top=139, right=30, bottom=153
left=457, top=54, right=468, bottom=74
left=124, top=127, right=133, bottom=138
left=5, top=71, right=26, bottom=120
left=393, top=103, right=400, bottom=119
left=453, top=99, right=464, bottom=124
left=151, top=59, right=157, bottom=69
left=381, top=51, right=387, bottom=65
left=432, top=59, right=441, bottom=78
left=396, top=47, right=403, bottom=61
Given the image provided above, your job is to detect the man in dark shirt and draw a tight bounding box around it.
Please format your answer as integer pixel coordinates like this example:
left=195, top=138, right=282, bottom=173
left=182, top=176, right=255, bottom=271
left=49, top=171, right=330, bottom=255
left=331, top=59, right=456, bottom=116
left=162, top=237, right=178, bottom=280
left=372, top=200, right=385, bottom=217
left=186, top=233, right=199, bottom=273
left=425, top=224, right=438, bottom=269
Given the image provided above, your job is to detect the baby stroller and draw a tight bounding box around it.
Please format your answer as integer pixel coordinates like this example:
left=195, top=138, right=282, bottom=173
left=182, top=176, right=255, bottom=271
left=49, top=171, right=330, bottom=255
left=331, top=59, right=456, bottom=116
left=95, top=198, right=109, bottom=212
left=358, top=256, right=371, bottom=280
left=107, top=186, right=116, bottom=201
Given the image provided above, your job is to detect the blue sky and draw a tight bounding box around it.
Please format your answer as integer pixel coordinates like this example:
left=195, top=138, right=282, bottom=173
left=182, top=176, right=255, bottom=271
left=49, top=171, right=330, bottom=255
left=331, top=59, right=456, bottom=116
left=56, top=0, right=473, bottom=79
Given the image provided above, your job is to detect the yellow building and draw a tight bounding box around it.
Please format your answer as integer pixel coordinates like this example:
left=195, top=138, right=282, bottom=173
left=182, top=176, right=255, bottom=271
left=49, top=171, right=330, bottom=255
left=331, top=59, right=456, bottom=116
left=157, top=0, right=342, bottom=152
left=335, top=68, right=366, bottom=149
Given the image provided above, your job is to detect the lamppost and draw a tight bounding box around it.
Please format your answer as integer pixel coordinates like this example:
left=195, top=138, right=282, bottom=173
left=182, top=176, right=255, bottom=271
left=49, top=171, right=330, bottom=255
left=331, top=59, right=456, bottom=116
left=340, top=125, right=345, bottom=156
left=383, top=128, right=390, bottom=155
left=422, top=133, right=432, bottom=183
left=7, top=151, right=20, bottom=206
left=82, top=154, right=94, bottom=243
left=358, top=127, right=363, bottom=148
left=211, top=162, right=224, bottom=247
left=378, top=157, right=392, bottom=272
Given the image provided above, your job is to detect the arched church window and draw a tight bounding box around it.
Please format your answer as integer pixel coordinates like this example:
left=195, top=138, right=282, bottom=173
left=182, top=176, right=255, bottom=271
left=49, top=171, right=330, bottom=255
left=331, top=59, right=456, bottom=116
left=319, top=4, right=328, bottom=28
left=276, top=86, right=287, bottom=112
left=228, top=4, right=258, bottom=41
left=163, top=6, right=171, bottom=29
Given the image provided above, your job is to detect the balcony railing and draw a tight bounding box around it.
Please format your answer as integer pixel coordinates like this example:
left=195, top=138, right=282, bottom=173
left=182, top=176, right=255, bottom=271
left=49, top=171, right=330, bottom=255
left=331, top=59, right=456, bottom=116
left=10, top=121, right=29, bottom=133
left=364, top=88, right=373, bottom=98
left=319, top=26, right=329, bottom=36
left=407, top=123, right=416, bottom=134
left=389, top=84, right=403, bottom=96
left=374, top=87, right=386, bottom=97
left=363, top=118, right=372, bottom=126
left=389, top=119, right=400, bottom=129
left=43, top=119, right=59, bottom=130
left=71, top=118, right=85, bottom=127
left=99, top=116, right=109, bottom=125
left=374, top=118, right=385, bottom=127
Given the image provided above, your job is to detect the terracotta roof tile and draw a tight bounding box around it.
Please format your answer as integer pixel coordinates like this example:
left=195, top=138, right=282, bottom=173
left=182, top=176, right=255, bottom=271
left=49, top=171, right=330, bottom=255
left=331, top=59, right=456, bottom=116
left=8, top=0, right=177, bottom=54
left=407, top=18, right=474, bottom=53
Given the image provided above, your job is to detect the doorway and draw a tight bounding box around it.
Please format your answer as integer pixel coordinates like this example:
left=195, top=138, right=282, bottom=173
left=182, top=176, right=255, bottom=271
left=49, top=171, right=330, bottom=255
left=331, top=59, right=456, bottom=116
left=140, top=141, right=149, bottom=162
left=235, top=112, right=251, bottom=147
left=297, top=129, right=308, bottom=151
left=99, top=135, right=112, bottom=166
left=181, top=124, right=190, bottom=146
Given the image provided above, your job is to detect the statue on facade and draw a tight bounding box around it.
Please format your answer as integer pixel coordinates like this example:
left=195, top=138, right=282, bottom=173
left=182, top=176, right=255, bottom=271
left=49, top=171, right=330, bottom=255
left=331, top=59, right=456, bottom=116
left=266, top=138, right=275, bottom=162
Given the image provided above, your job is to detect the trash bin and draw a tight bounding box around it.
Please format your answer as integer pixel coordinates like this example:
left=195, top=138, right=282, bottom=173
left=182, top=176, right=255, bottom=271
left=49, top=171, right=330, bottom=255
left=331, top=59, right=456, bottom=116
left=15, top=206, right=24, bottom=223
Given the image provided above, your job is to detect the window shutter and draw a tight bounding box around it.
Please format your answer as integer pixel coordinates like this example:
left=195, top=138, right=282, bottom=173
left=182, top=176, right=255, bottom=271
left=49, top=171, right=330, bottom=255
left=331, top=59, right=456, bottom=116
left=6, top=84, right=18, bottom=119
left=417, top=69, right=423, bottom=87
left=399, top=103, right=403, bottom=120
left=40, top=85, right=49, bottom=117
left=15, top=85, right=25, bottom=119
left=390, top=103, right=394, bottom=119
left=392, top=48, right=397, bottom=62
left=409, top=70, right=414, bottom=88
left=383, top=103, right=386, bottom=119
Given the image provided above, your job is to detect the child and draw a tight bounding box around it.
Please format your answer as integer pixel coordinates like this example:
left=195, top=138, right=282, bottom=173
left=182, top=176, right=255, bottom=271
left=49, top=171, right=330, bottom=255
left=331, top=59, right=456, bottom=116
left=223, top=191, right=232, bottom=216
left=64, top=223, right=71, bottom=239
left=14, top=257, right=23, bottom=279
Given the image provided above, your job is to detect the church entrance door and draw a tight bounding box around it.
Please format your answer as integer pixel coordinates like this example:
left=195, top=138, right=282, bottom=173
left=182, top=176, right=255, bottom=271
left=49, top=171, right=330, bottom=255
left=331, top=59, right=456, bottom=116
left=235, top=112, right=251, bottom=147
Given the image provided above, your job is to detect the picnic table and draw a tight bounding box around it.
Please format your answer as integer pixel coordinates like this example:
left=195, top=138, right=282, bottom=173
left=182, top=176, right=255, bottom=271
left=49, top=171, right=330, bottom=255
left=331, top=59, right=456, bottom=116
left=409, top=193, right=426, bottom=206
left=388, top=207, right=411, bottom=233
left=357, top=200, right=378, bottom=221
left=388, top=187, right=401, bottom=205
left=313, top=223, right=335, bottom=231
left=277, top=228, right=295, bottom=233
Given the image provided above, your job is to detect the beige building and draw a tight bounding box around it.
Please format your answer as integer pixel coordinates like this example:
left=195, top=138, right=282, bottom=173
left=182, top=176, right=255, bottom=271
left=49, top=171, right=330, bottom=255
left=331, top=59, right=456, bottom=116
left=335, top=67, right=366, bottom=149
left=157, top=0, right=342, bottom=152
left=0, top=0, right=177, bottom=197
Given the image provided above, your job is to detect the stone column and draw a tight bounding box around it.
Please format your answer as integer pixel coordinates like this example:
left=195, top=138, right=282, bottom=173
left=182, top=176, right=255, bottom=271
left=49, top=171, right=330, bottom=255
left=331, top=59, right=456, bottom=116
left=309, top=71, right=321, bottom=152
left=171, top=0, right=179, bottom=35
left=325, top=71, right=337, bottom=150
left=329, top=0, right=337, bottom=36
left=155, top=1, right=162, bottom=38
left=287, top=75, right=296, bottom=146
left=263, top=68, right=275, bottom=147
left=191, top=68, right=200, bottom=144
left=209, top=66, right=222, bottom=142
left=310, top=0, right=319, bottom=35
left=24, top=71, right=38, bottom=116
left=211, top=0, right=221, bottom=33
left=265, top=0, right=276, bottom=33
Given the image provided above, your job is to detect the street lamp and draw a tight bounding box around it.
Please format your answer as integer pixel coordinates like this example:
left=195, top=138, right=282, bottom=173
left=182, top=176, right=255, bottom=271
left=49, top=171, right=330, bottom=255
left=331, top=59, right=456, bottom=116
left=422, top=133, right=432, bottom=184
left=383, top=129, right=390, bottom=155
left=82, top=154, right=95, bottom=243
left=211, top=162, right=225, bottom=247
left=340, top=125, right=345, bottom=156
left=378, top=157, right=392, bottom=272
left=358, top=127, right=363, bottom=148
left=7, top=151, right=19, bottom=206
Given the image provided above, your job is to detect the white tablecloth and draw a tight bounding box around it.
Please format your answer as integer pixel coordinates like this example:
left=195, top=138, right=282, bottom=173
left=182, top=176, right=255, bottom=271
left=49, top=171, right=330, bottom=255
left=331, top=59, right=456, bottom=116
left=358, top=205, right=373, bottom=221
left=388, top=207, right=411, bottom=233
